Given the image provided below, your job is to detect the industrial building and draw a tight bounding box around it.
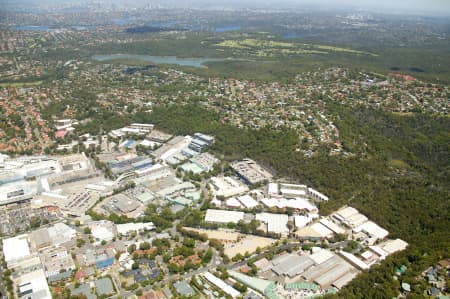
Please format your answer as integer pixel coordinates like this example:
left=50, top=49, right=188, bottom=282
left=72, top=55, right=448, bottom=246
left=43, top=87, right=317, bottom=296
left=237, top=194, right=259, bottom=209
left=108, top=156, right=153, bottom=175
left=205, top=209, right=245, bottom=224
left=203, top=272, right=241, bottom=298
left=353, top=220, right=389, bottom=244
left=188, top=133, right=215, bottom=152
left=209, top=176, right=249, bottom=198
left=301, top=254, right=357, bottom=289
left=255, top=213, right=289, bottom=236
left=296, top=222, right=334, bottom=240
left=230, top=159, right=272, bottom=186
left=151, top=135, right=192, bottom=161
left=270, top=254, right=315, bottom=278
left=116, top=222, right=155, bottom=236
left=279, top=183, right=308, bottom=198
left=307, top=187, right=329, bottom=201
left=146, top=129, right=173, bottom=143
left=229, top=270, right=278, bottom=298
left=319, top=219, right=346, bottom=235
left=294, top=214, right=319, bottom=228
left=261, top=197, right=318, bottom=213
left=181, top=152, right=219, bottom=174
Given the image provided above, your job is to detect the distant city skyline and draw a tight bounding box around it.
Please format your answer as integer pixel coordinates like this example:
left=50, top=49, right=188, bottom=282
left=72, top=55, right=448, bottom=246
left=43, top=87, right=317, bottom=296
left=1, top=0, right=450, bottom=16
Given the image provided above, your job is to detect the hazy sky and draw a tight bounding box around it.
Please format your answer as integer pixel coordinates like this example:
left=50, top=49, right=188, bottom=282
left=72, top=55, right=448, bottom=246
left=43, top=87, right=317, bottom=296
left=293, top=0, right=450, bottom=15
left=3, top=0, right=450, bottom=16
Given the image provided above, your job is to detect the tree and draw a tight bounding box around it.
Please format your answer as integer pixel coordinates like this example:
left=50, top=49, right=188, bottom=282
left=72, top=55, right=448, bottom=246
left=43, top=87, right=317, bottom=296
left=127, top=244, right=136, bottom=254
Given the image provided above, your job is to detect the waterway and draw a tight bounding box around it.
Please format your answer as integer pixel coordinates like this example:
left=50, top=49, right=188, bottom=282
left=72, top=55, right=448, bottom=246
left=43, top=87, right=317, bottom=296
left=92, top=54, right=229, bottom=68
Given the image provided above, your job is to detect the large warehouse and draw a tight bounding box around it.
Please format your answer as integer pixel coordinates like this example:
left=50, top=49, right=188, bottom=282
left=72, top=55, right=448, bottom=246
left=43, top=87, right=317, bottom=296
left=205, top=209, right=245, bottom=224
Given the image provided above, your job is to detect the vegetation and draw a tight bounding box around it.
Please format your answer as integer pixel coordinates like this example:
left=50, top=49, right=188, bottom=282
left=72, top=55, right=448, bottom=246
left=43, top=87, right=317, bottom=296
left=135, top=104, right=448, bottom=297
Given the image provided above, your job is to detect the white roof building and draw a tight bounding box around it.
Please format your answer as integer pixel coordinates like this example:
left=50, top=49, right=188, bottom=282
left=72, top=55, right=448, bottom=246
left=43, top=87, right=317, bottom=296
left=294, top=214, right=319, bottom=228
left=209, top=176, right=249, bottom=198
left=47, top=222, right=77, bottom=246
left=204, top=272, right=241, bottom=298
left=116, top=222, right=155, bottom=235
left=16, top=269, right=52, bottom=299
left=267, top=183, right=279, bottom=196
left=379, top=239, right=408, bottom=255
left=347, top=213, right=368, bottom=228
left=225, top=197, right=242, bottom=208
left=319, top=218, right=346, bottom=235
left=307, top=187, right=329, bottom=201
left=255, top=213, right=289, bottom=235
left=309, top=249, right=335, bottom=265
left=205, top=209, right=245, bottom=224
left=310, top=222, right=334, bottom=238
left=261, top=197, right=317, bottom=212
left=3, top=234, right=31, bottom=264
left=339, top=251, right=370, bottom=270
left=90, top=221, right=116, bottom=242
left=237, top=195, right=259, bottom=209
left=91, top=227, right=115, bottom=242
left=354, top=221, right=389, bottom=240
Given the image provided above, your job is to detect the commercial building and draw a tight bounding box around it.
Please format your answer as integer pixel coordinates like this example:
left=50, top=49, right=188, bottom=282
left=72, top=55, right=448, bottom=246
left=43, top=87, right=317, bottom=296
left=3, top=234, right=31, bottom=266
left=40, top=247, right=75, bottom=278
left=30, top=222, right=76, bottom=250
left=105, top=193, right=141, bottom=215
left=16, top=269, right=52, bottom=299
left=188, top=133, right=215, bottom=152
left=89, top=220, right=116, bottom=243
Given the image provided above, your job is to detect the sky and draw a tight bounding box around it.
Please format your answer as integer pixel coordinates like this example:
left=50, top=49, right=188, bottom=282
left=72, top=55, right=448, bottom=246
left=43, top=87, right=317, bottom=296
left=289, top=0, right=450, bottom=15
